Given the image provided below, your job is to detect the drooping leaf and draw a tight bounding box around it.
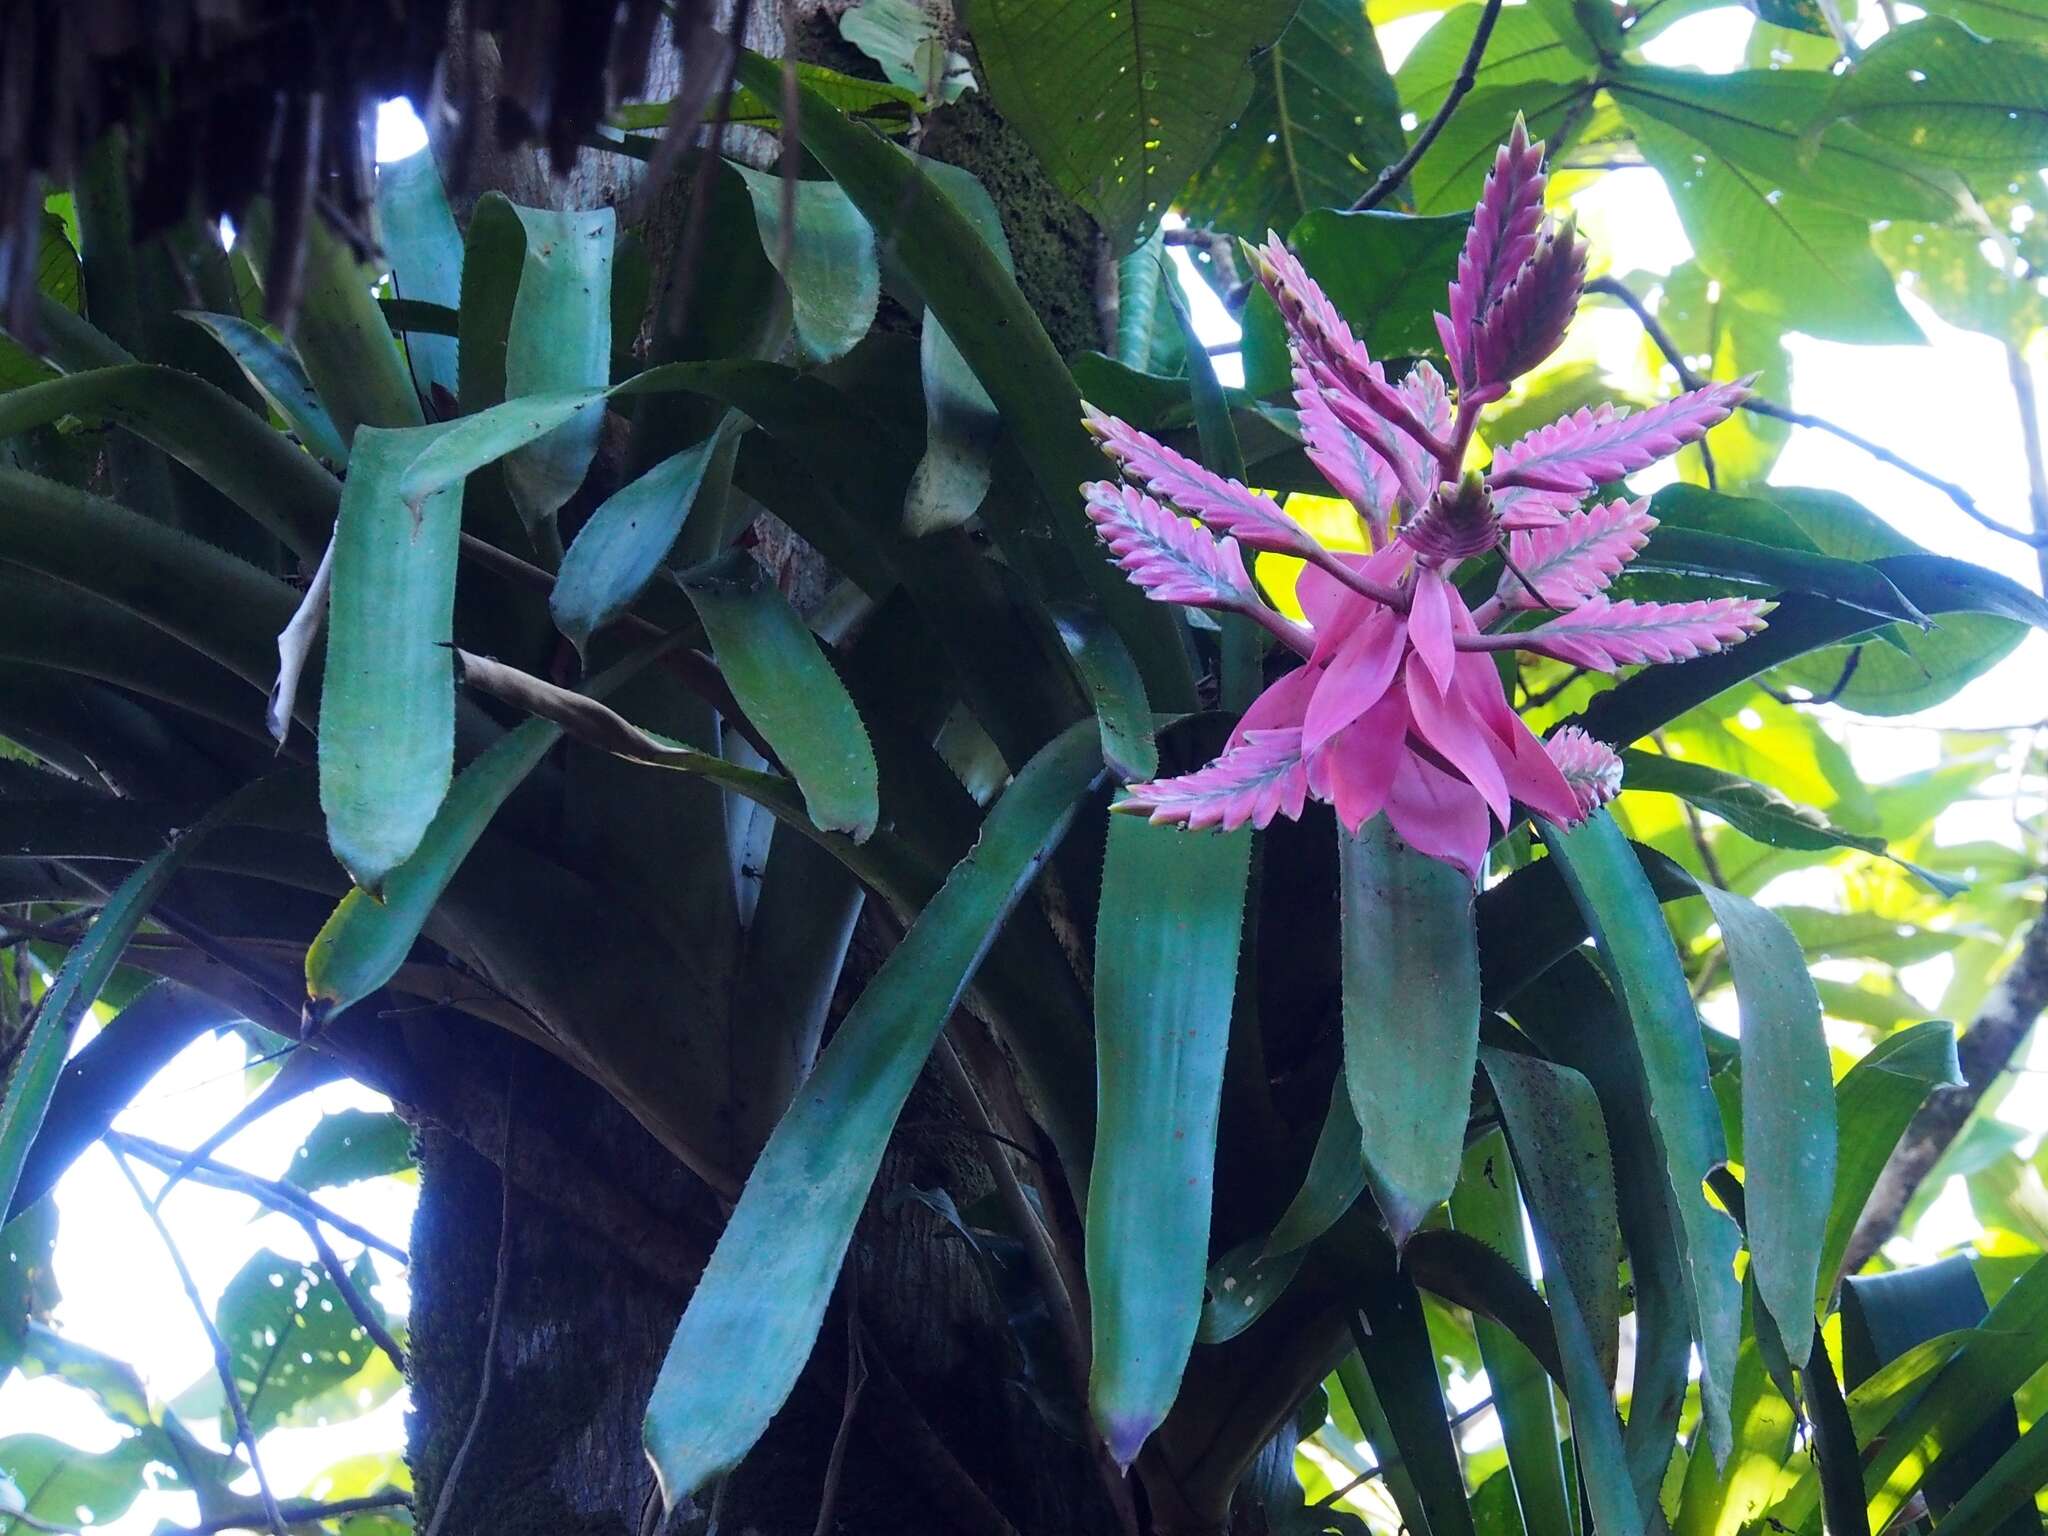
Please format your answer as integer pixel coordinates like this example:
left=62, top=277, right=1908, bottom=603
left=1540, top=809, right=1742, bottom=1462
left=1265, top=1078, right=1367, bottom=1258
left=374, top=146, right=465, bottom=406
left=1178, top=0, right=1407, bottom=237
left=1087, top=815, right=1252, bottom=1467
left=1338, top=816, right=1481, bottom=1247
left=1695, top=886, right=1834, bottom=1351
left=318, top=425, right=462, bottom=894
left=1448, top=1131, right=1574, bottom=1536
left=642, top=724, right=1103, bottom=1503
left=551, top=413, right=744, bottom=657
left=282, top=1109, right=414, bottom=1190
left=178, top=311, right=348, bottom=470
left=498, top=206, right=615, bottom=531
left=261, top=211, right=425, bottom=444
left=730, top=164, right=880, bottom=365
left=964, top=0, right=1299, bottom=247
left=683, top=553, right=880, bottom=843
left=1195, top=1236, right=1306, bottom=1344
left=1481, top=1047, right=1642, bottom=1536
left=1672, top=1291, right=1800, bottom=1536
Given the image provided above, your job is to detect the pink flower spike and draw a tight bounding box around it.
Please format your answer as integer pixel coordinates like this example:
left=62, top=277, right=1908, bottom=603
left=1487, top=380, right=1753, bottom=496
left=1116, top=729, right=1310, bottom=832
left=1314, top=369, right=1437, bottom=513
left=1507, top=594, right=1772, bottom=670
left=1496, top=498, right=1657, bottom=611
left=1445, top=117, right=1548, bottom=392
left=1294, top=366, right=1400, bottom=543
left=1470, top=215, right=1587, bottom=394
left=1083, top=403, right=1321, bottom=560
left=1544, top=726, right=1624, bottom=821
left=1085, top=481, right=1255, bottom=607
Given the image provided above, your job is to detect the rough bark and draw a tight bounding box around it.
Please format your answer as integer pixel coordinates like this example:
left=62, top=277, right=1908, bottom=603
left=1844, top=906, right=2048, bottom=1273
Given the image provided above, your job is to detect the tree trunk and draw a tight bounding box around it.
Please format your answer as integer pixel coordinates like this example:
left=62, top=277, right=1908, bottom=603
left=401, top=11, right=1134, bottom=1532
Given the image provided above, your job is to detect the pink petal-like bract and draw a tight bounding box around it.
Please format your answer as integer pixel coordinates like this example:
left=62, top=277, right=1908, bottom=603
left=1488, top=380, right=1751, bottom=495
left=1083, top=481, right=1260, bottom=611
left=1118, top=729, right=1310, bottom=832
left=1544, top=726, right=1625, bottom=820
left=1497, top=498, right=1657, bottom=610
left=1515, top=595, right=1771, bottom=670
left=1445, top=118, right=1548, bottom=394
left=1083, top=403, right=1319, bottom=557
left=1382, top=754, right=1493, bottom=881
left=1294, top=366, right=1400, bottom=541
left=1405, top=565, right=1459, bottom=694
left=1303, top=606, right=1405, bottom=753
left=1309, top=687, right=1410, bottom=834
left=1404, top=651, right=1512, bottom=825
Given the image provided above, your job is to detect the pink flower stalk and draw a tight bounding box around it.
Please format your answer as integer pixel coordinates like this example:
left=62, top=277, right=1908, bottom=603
left=1079, top=118, right=1770, bottom=878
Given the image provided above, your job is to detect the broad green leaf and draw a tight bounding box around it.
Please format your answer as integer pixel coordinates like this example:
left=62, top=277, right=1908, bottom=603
left=1396, top=6, right=1574, bottom=119
left=4, top=982, right=216, bottom=1224
left=1508, top=955, right=1690, bottom=1516
left=1342, top=1260, right=1478, bottom=1536
left=1929, top=1418, right=2048, bottom=1536
left=642, top=723, right=1103, bottom=1503
left=1632, top=527, right=1926, bottom=625
left=683, top=554, right=880, bottom=842
left=1449, top=1131, right=1574, bottom=1536
left=552, top=414, right=744, bottom=656
left=1196, top=1235, right=1307, bottom=1344
left=1540, top=809, right=1742, bottom=1462
left=177, top=311, right=348, bottom=469
left=1673, top=1292, right=1799, bottom=1536
left=1875, top=216, right=2047, bottom=348
left=499, top=206, right=615, bottom=531
left=282, top=1109, right=413, bottom=1190
left=738, top=52, right=1193, bottom=710
left=730, top=164, right=880, bottom=365
left=1818, top=1021, right=1961, bottom=1301
left=1825, top=18, right=2048, bottom=169
left=1332, top=1351, right=1435, bottom=1536
left=1619, top=749, right=1963, bottom=896
left=609, top=64, right=923, bottom=135
left=1918, top=0, right=2048, bottom=40
left=0, top=1432, right=164, bottom=1532
left=963, top=0, right=1299, bottom=247
left=262, top=210, right=424, bottom=443
left=1407, top=79, right=1597, bottom=214
left=839, top=0, right=976, bottom=104
left=200, top=1247, right=397, bottom=1437
left=1608, top=67, right=1966, bottom=223
left=1645, top=265, right=1790, bottom=488
left=1626, top=113, right=1921, bottom=345
left=0, top=213, right=82, bottom=391
left=0, top=365, right=335, bottom=559
left=1482, top=1047, right=1642, bottom=1536
left=1087, top=815, right=1252, bottom=1467
left=319, top=425, right=463, bottom=893
left=1050, top=602, right=1159, bottom=784
left=1114, top=231, right=1168, bottom=370
left=1338, top=817, right=1481, bottom=1246
left=0, top=840, right=192, bottom=1221
left=1696, top=886, right=1834, bottom=1349
left=1240, top=209, right=1470, bottom=397
left=374, top=146, right=464, bottom=405
left=1178, top=0, right=1407, bottom=237
left=1265, top=1079, right=1367, bottom=1258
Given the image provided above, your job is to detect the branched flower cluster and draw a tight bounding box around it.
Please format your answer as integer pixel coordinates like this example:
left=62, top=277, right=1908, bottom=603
left=1080, top=119, right=1768, bottom=877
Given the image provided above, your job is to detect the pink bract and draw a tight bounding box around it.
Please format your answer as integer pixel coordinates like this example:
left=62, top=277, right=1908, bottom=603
left=1080, top=118, right=1765, bottom=878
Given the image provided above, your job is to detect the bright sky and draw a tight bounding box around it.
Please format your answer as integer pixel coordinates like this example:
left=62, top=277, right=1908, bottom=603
left=8, top=13, right=2048, bottom=1528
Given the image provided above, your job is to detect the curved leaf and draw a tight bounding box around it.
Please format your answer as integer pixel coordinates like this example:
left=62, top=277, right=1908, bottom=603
left=1481, top=1046, right=1642, bottom=1536
left=1265, top=1079, right=1367, bottom=1258
left=1539, top=809, right=1742, bottom=1463
left=1087, top=815, right=1252, bottom=1467
left=642, top=723, right=1103, bottom=1504
left=552, top=413, right=744, bottom=656
left=1339, top=817, right=1481, bottom=1247
left=1825, top=18, right=2048, bottom=169
left=1696, top=885, right=1834, bottom=1351
left=260, top=211, right=425, bottom=442
left=178, top=312, right=348, bottom=470
left=374, top=146, right=464, bottom=405
left=683, top=554, right=880, bottom=843
left=730, top=164, right=880, bottom=365
left=500, top=206, right=616, bottom=531
left=319, top=425, right=463, bottom=893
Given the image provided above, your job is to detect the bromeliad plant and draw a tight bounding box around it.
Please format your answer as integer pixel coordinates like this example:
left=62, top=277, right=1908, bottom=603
left=5, top=49, right=2048, bottom=1536
left=1083, top=124, right=1764, bottom=873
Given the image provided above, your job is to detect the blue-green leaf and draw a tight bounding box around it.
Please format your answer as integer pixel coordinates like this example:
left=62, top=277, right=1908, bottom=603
left=731, top=164, right=880, bottom=365
left=1265, top=1078, right=1366, bottom=1259
left=642, top=724, right=1103, bottom=1503
left=177, top=311, right=347, bottom=470
left=374, top=147, right=464, bottom=405
left=501, top=206, right=616, bottom=530
left=1087, top=815, right=1252, bottom=1467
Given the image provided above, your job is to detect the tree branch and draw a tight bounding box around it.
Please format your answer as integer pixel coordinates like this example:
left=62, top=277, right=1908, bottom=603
left=1590, top=275, right=2048, bottom=550
left=2005, top=342, right=2048, bottom=593
left=1843, top=907, right=2048, bottom=1273
left=1351, top=0, right=1507, bottom=213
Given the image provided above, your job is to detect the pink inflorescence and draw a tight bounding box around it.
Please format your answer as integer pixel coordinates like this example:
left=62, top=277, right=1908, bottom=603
left=1079, top=118, right=1769, bottom=878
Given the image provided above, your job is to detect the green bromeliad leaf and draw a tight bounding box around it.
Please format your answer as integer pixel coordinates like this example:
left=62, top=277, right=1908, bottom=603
left=730, top=164, right=880, bottom=365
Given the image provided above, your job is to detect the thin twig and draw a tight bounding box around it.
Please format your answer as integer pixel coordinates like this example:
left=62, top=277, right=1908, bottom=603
left=812, top=1286, right=867, bottom=1536
left=1590, top=274, right=2048, bottom=550
left=165, top=1494, right=411, bottom=1536
left=1311, top=1394, right=1497, bottom=1509
left=111, top=1151, right=291, bottom=1536
left=421, top=1080, right=517, bottom=1536
left=1517, top=665, right=1590, bottom=710
left=2004, top=341, right=2048, bottom=593
left=1351, top=0, right=1507, bottom=212
left=303, top=1214, right=408, bottom=1376
left=108, top=1130, right=409, bottom=1264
